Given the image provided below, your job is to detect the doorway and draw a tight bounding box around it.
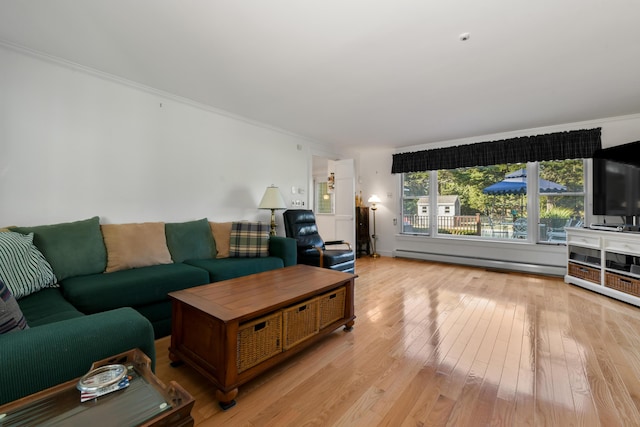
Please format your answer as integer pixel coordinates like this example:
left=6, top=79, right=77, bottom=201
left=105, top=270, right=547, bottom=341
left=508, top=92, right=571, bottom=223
left=311, top=156, right=356, bottom=246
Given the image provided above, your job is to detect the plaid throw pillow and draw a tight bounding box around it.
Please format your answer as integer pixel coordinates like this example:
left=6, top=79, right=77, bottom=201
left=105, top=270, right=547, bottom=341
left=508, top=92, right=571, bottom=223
left=229, top=222, right=269, bottom=258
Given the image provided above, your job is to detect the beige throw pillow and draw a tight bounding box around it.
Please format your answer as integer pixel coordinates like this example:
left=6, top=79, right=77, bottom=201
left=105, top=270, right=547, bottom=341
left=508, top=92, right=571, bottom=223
left=210, top=222, right=232, bottom=259
left=101, top=222, right=172, bottom=273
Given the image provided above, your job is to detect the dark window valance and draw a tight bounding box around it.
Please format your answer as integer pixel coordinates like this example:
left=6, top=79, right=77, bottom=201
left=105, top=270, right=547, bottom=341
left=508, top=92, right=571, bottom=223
left=391, top=128, right=602, bottom=173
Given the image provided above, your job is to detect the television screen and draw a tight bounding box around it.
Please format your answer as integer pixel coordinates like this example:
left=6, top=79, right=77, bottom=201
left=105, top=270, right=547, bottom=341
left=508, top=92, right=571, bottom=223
left=592, top=141, right=640, bottom=219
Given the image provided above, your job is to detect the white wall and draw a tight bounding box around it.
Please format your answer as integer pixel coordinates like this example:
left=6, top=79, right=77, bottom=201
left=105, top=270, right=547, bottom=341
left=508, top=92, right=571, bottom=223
left=0, top=44, right=327, bottom=233
left=5, top=40, right=639, bottom=272
left=356, top=114, right=640, bottom=272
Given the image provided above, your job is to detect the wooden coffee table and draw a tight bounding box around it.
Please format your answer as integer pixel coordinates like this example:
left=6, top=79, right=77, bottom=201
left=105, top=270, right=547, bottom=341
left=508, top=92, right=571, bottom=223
left=168, top=264, right=356, bottom=409
left=0, top=349, right=194, bottom=426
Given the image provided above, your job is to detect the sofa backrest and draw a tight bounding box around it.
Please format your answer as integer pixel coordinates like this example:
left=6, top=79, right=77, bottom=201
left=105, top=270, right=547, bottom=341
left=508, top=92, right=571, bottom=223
left=12, top=216, right=106, bottom=281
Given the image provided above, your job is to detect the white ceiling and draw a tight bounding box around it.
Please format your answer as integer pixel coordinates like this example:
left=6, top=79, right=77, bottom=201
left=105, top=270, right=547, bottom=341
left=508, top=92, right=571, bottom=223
left=1, top=1, right=640, bottom=149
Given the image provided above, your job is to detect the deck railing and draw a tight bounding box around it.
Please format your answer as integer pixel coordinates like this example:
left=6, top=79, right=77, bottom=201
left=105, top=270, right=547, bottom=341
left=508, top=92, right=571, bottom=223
left=403, top=214, right=481, bottom=235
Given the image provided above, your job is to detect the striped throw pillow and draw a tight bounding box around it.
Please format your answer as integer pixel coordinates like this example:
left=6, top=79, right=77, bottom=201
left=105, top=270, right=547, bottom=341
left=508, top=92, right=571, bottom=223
left=229, top=222, right=269, bottom=258
left=0, top=279, right=29, bottom=334
left=0, top=231, right=57, bottom=299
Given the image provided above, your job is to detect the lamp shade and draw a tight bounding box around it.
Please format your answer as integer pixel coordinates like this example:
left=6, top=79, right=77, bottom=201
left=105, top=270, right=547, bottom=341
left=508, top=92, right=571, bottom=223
left=258, top=186, right=287, bottom=210
left=368, top=194, right=382, bottom=204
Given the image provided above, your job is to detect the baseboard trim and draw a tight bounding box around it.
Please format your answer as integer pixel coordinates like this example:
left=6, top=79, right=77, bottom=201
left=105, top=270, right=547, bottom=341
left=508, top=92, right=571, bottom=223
left=393, top=249, right=566, bottom=277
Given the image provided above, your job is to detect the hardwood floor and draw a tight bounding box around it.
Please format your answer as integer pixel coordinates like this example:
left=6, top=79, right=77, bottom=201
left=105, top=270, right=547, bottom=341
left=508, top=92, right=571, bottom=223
left=154, top=257, right=640, bottom=426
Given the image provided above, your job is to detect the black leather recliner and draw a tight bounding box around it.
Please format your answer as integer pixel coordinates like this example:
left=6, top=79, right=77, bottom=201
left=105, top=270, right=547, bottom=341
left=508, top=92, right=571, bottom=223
left=283, top=209, right=355, bottom=273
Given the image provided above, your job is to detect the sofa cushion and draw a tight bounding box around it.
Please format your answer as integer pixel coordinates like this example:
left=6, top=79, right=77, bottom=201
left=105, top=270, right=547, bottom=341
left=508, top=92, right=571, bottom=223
left=101, top=222, right=173, bottom=273
left=210, top=222, right=232, bottom=258
left=229, top=221, right=269, bottom=258
left=17, top=287, right=84, bottom=327
left=0, top=231, right=56, bottom=298
left=12, top=216, right=107, bottom=281
left=0, top=280, right=29, bottom=333
left=61, top=263, right=210, bottom=313
left=185, top=257, right=284, bottom=282
left=165, top=218, right=216, bottom=263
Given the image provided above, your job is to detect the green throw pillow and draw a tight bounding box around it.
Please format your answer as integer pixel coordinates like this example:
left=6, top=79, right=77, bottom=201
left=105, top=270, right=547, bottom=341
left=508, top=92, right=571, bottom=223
left=165, top=218, right=217, bottom=263
left=12, top=217, right=107, bottom=281
left=229, top=221, right=269, bottom=258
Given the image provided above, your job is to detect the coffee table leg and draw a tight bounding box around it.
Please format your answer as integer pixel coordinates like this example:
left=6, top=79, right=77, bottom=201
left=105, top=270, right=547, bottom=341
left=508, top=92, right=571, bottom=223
left=168, top=352, right=184, bottom=367
left=216, top=388, right=238, bottom=410
left=344, top=320, right=355, bottom=331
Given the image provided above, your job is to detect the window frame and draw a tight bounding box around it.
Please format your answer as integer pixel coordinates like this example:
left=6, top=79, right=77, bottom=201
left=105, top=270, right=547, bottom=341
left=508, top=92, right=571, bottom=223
left=399, top=160, right=589, bottom=244
left=401, top=172, right=432, bottom=235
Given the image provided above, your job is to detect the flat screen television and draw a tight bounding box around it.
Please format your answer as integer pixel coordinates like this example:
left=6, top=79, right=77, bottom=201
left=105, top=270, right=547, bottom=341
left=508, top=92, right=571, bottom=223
left=592, top=140, right=640, bottom=223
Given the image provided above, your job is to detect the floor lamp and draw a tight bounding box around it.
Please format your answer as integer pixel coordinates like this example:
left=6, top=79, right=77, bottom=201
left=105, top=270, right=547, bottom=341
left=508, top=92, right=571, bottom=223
left=368, top=195, right=381, bottom=258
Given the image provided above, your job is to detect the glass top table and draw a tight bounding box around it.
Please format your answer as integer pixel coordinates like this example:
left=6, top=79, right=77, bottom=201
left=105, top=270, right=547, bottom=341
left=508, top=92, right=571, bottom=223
left=0, top=349, right=194, bottom=427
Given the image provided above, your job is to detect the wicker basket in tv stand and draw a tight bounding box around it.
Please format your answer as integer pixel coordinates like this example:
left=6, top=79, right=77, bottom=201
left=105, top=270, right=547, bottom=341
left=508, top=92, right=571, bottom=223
left=168, top=265, right=356, bottom=409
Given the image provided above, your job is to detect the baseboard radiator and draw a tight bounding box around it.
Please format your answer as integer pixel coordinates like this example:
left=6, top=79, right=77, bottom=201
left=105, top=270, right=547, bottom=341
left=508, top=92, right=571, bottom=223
left=393, top=249, right=566, bottom=277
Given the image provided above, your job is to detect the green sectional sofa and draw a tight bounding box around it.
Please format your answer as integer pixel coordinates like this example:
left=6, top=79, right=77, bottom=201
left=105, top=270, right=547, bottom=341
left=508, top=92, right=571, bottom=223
left=0, top=216, right=296, bottom=406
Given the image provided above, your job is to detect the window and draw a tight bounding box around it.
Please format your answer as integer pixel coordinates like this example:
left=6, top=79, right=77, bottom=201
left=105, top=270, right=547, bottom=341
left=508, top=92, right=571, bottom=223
left=394, top=129, right=598, bottom=242
left=400, top=160, right=586, bottom=243
left=402, top=172, right=429, bottom=234
left=315, top=181, right=334, bottom=214
left=539, top=159, right=585, bottom=243
left=437, top=163, right=526, bottom=238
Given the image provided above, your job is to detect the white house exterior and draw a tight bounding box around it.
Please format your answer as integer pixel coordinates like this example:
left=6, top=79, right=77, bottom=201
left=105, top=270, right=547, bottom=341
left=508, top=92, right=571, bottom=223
left=417, top=195, right=460, bottom=217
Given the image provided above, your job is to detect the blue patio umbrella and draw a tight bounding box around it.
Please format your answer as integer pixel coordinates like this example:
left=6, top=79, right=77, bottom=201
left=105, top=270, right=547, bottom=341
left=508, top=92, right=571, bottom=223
left=483, top=169, right=567, bottom=216
left=482, top=169, right=566, bottom=195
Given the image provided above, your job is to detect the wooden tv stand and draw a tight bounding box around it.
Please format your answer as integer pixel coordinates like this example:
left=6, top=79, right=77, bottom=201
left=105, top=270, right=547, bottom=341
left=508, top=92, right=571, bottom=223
left=565, top=227, right=640, bottom=307
left=168, top=265, right=356, bottom=409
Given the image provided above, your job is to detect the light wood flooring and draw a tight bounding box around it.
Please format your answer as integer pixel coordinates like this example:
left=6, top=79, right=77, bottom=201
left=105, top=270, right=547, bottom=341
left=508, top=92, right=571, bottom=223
left=155, top=256, right=640, bottom=426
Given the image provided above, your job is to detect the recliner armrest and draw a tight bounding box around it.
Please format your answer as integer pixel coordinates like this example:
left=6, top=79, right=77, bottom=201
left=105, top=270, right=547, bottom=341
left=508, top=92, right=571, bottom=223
left=325, top=240, right=353, bottom=251
left=325, top=240, right=345, bottom=245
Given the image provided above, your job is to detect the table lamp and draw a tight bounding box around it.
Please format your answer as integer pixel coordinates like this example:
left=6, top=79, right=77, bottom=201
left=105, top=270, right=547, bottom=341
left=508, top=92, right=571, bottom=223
left=368, top=194, right=382, bottom=258
left=259, top=185, right=287, bottom=236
